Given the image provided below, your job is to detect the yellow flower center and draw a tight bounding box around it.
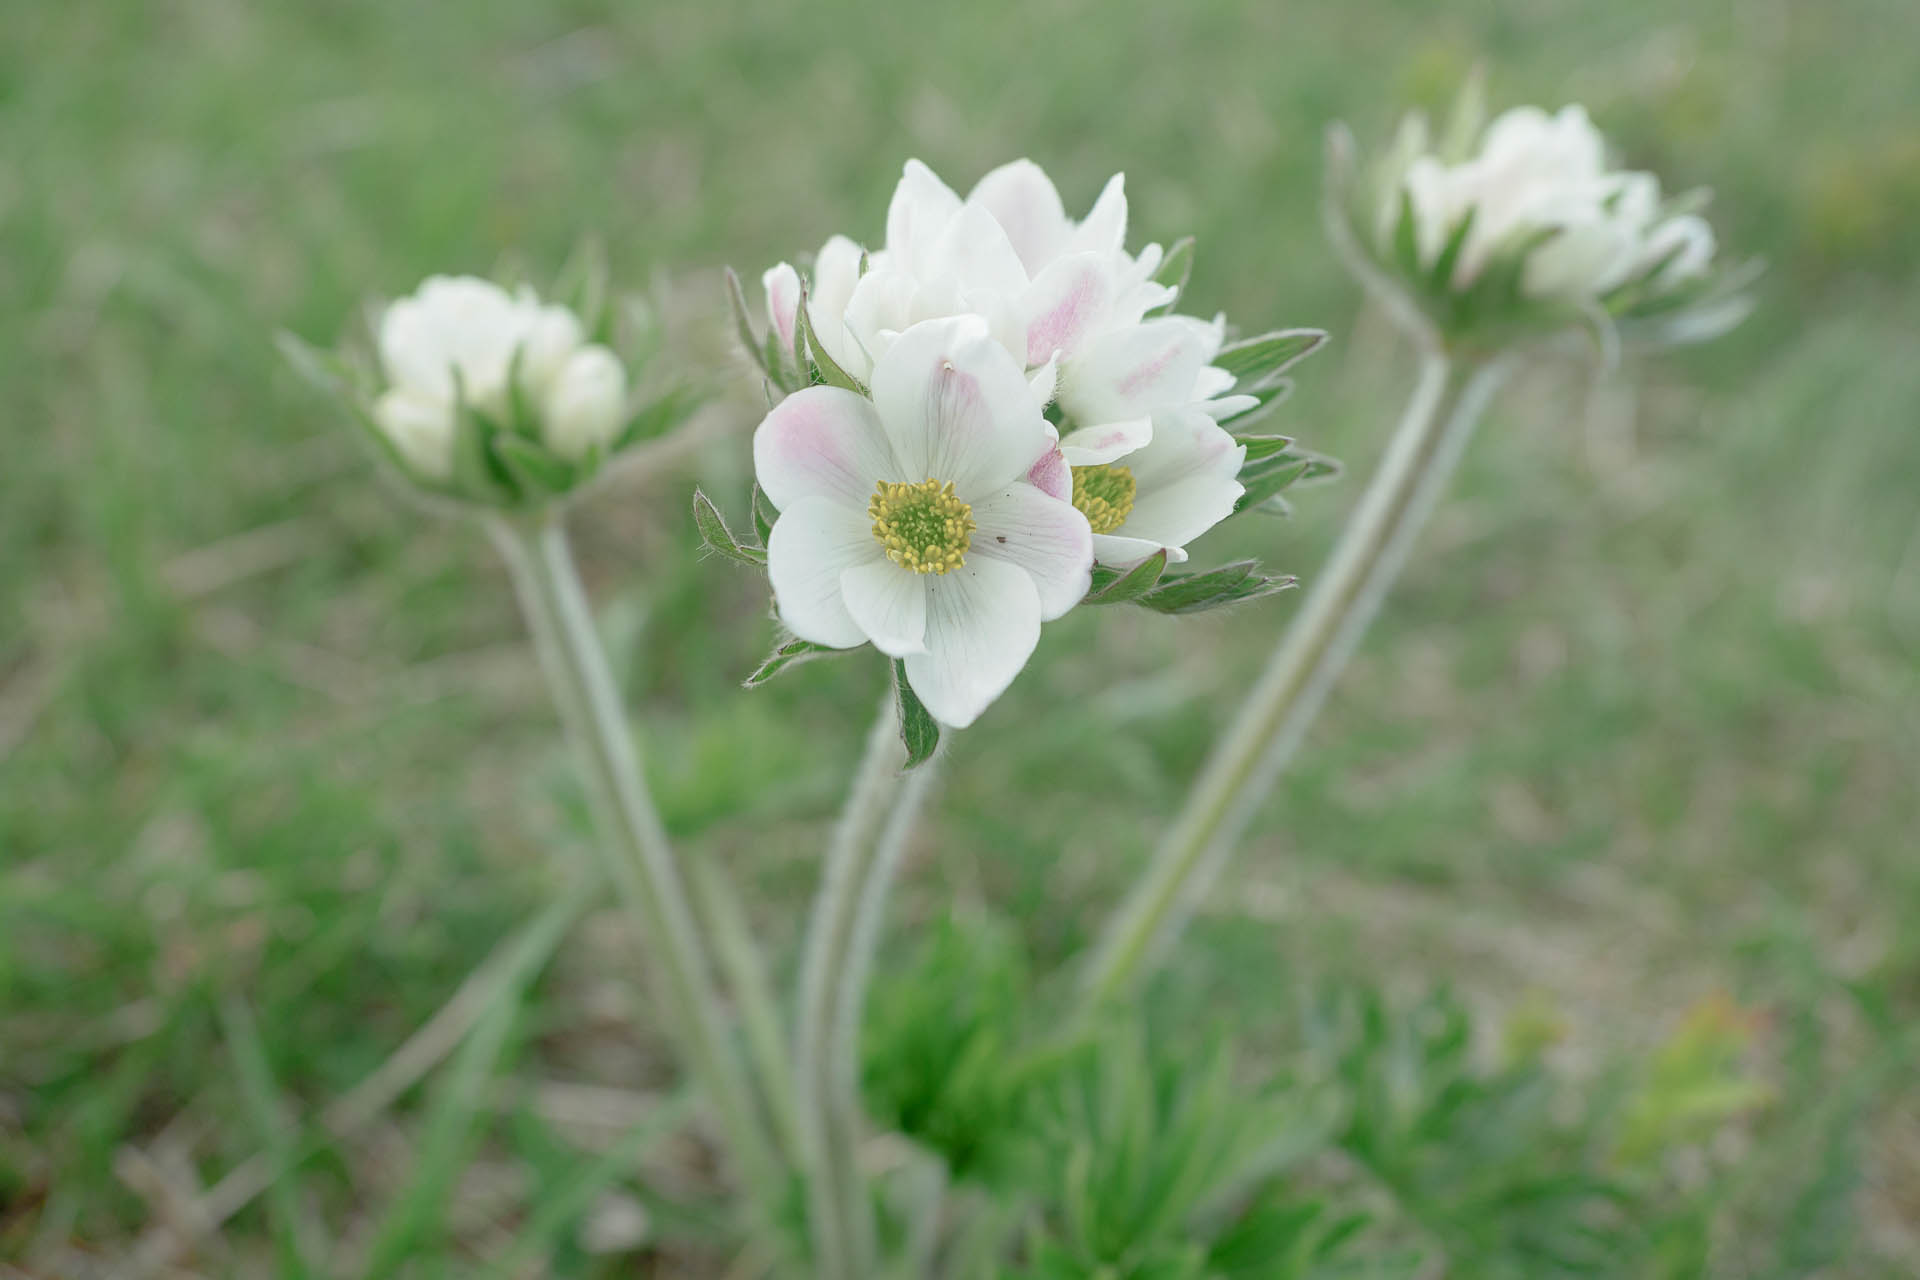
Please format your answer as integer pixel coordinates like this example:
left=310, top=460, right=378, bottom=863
left=1071, top=464, right=1137, bottom=535
left=869, top=477, right=975, bottom=574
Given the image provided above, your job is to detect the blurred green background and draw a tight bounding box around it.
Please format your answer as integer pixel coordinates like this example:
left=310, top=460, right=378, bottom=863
left=3, top=0, right=1917, bottom=1274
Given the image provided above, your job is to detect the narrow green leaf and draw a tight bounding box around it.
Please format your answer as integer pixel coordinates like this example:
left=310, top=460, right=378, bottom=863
left=797, top=280, right=863, bottom=391
left=1138, top=562, right=1298, bottom=614
left=743, top=635, right=836, bottom=687
left=553, top=237, right=611, bottom=344
left=1392, top=186, right=1422, bottom=280
left=892, top=659, right=940, bottom=769
left=220, top=998, right=326, bottom=1278
left=723, top=266, right=770, bottom=375
left=1235, top=435, right=1297, bottom=463
left=1430, top=205, right=1477, bottom=294
left=1085, top=548, right=1170, bottom=604
left=494, top=432, right=576, bottom=501
left=692, top=489, right=767, bottom=566
left=750, top=483, right=777, bottom=545
left=615, top=383, right=703, bottom=451
left=1213, top=329, right=1328, bottom=389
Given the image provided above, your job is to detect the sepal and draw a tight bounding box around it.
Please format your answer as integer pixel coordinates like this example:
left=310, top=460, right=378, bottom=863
left=891, top=659, right=940, bottom=769
left=691, top=488, right=768, bottom=566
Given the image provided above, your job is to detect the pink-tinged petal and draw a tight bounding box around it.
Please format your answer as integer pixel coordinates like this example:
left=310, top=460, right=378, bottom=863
left=1067, top=172, right=1128, bottom=257
left=930, top=203, right=1031, bottom=300
left=765, top=497, right=883, bottom=650
left=968, top=158, right=1070, bottom=273
left=1058, top=417, right=1152, bottom=467
left=1092, top=531, right=1182, bottom=569
left=902, top=557, right=1042, bottom=728
left=869, top=316, right=1055, bottom=499
left=1058, top=315, right=1217, bottom=425
left=1021, top=252, right=1115, bottom=365
left=753, top=386, right=898, bottom=510
left=887, top=159, right=963, bottom=276
left=840, top=560, right=929, bottom=656
left=1025, top=444, right=1070, bottom=501
left=762, top=262, right=801, bottom=355
left=969, top=482, right=1093, bottom=620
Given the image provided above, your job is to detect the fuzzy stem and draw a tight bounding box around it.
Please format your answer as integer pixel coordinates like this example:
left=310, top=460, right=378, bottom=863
left=486, top=514, right=781, bottom=1206
left=794, top=693, right=942, bottom=1278
left=1081, top=353, right=1512, bottom=1006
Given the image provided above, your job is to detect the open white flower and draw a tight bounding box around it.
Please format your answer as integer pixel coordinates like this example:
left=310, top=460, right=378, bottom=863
left=1391, top=105, right=1717, bottom=304
left=1070, top=404, right=1247, bottom=568
left=373, top=275, right=626, bottom=478
left=754, top=315, right=1092, bottom=727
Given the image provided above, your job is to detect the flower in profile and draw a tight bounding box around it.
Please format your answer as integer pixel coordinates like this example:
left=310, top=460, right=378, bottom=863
left=753, top=315, right=1092, bottom=727
left=373, top=275, right=626, bottom=479
left=1329, top=90, right=1755, bottom=351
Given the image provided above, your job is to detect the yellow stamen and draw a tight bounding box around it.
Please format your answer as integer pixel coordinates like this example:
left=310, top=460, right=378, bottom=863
left=868, top=477, right=975, bottom=574
left=1071, top=464, right=1137, bottom=535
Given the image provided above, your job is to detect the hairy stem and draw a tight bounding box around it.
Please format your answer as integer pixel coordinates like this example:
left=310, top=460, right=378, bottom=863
left=486, top=514, right=781, bottom=1206
left=1082, top=353, right=1512, bottom=1006
left=795, top=693, right=941, bottom=1278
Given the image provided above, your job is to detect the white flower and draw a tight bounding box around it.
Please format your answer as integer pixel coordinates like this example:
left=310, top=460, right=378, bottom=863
left=754, top=315, right=1093, bottom=727
left=1391, top=105, right=1715, bottom=304
left=372, top=274, right=624, bottom=478
left=1071, top=404, right=1247, bottom=568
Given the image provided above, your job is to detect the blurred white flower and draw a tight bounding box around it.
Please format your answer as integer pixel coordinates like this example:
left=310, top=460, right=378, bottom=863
left=754, top=315, right=1092, bottom=727
left=373, top=274, right=624, bottom=477
left=1389, top=105, right=1717, bottom=304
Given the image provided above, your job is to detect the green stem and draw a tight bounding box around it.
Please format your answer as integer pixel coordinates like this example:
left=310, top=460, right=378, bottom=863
left=794, top=693, right=942, bottom=1278
left=1081, top=353, right=1512, bottom=1007
left=486, top=514, right=781, bottom=1207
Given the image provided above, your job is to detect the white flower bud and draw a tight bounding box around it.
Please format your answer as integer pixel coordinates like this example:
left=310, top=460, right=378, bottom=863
left=541, top=345, right=628, bottom=460
left=372, top=387, right=456, bottom=479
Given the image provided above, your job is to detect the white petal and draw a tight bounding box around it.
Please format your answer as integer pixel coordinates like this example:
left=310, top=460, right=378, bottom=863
left=379, top=275, right=521, bottom=403
left=765, top=497, right=882, bottom=649
left=869, top=316, right=1055, bottom=498
left=1027, top=355, right=1059, bottom=408
left=968, top=158, right=1071, bottom=273
left=808, top=235, right=869, bottom=376
left=1642, top=214, right=1715, bottom=284
left=903, top=556, right=1042, bottom=728
left=1021, top=252, right=1115, bottom=365
left=969, top=482, right=1093, bottom=620
left=840, top=560, right=929, bottom=656
left=887, top=159, right=964, bottom=276
left=373, top=388, right=455, bottom=479
left=1058, top=314, right=1217, bottom=425
left=541, top=345, right=627, bottom=459
left=517, top=303, right=585, bottom=398
left=1025, top=444, right=1071, bottom=501
left=1117, top=407, right=1246, bottom=552
left=1058, top=417, right=1153, bottom=466
left=928, top=202, right=1030, bottom=300
left=762, top=261, right=801, bottom=355
left=753, top=386, right=897, bottom=510
left=1093, top=531, right=1181, bottom=568
left=1067, top=172, right=1128, bottom=257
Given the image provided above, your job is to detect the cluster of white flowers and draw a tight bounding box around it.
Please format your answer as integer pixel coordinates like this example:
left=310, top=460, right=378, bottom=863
left=754, top=160, right=1262, bottom=727
left=1380, top=105, right=1717, bottom=307
left=372, top=275, right=629, bottom=480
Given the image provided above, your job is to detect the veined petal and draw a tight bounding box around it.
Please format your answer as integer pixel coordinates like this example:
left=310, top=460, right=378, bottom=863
left=765, top=497, right=881, bottom=649
left=968, top=158, right=1071, bottom=274
left=754, top=386, right=897, bottom=510
left=1058, top=417, right=1153, bottom=466
left=969, top=482, right=1093, bottom=620
left=1059, top=314, right=1217, bottom=426
left=1022, top=252, right=1116, bottom=365
left=840, top=560, right=929, bottom=656
left=903, top=556, right=1042, bottom=728
left=1026, top=443, right=1071, bottom=501
left=870, top=316, right=1055, bottom=499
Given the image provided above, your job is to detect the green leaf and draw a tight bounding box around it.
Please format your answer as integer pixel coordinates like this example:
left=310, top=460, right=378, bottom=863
left=220, top=998, right=325, bottom=1278
left=750, top=483, right=777, bottom=545
left=1430, top=205, right=1477, bottom=293
left=1235, top=434, right=1297, bottom=463
left=797, top=280, right=863, bottom=391
left=1138, top=562, right=1297, bottom=614
left=692, top=488, right=767, bottom=566
left=494, top=433, right=577, bottom=500
left=1392, top=186, right=1422, bottom=281
left=1084, top=548, right=1170, bottom=604
left=615, top=383, right=704, bottom=451
left=743, top=634, right=836, bottom=687
left=1235, top=450, right=1339, bottom=515
left=1216, top=378, right=1294, bottom=429
left=1214, top=328, right=1327, bottom=389
left=892, top=659, right=940, bottom=768
left=553, top=237, right=612, bottom=344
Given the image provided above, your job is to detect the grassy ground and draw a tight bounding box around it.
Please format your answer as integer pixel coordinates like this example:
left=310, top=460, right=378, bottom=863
left=3, top=0, right=1917, bottom=1274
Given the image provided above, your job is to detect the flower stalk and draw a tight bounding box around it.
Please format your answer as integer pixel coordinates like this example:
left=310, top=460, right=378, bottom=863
left=794, top=694, right=943, bottom=1278
left=484, top=513, right=782, bottom=1206
left=1082, top=350, right=1512, bottom=1005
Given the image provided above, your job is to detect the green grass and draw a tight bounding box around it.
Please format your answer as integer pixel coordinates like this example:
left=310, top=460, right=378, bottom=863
left=3, top=0, right=1917, bottom=1274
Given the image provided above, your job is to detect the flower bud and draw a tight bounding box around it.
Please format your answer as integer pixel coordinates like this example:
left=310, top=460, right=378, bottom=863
left=542, top=345, right=628, bottom=460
